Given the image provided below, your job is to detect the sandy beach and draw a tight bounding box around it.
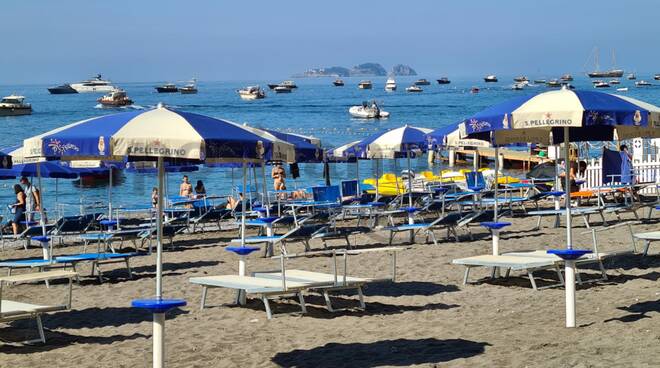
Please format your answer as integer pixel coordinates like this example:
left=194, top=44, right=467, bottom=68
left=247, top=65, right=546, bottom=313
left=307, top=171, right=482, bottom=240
left=0, top=209, right=658, bottom=368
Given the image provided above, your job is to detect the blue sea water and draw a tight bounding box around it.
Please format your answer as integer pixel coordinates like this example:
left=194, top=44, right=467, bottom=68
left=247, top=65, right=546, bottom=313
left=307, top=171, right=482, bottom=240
left=0, top=76, right=658, bottom=215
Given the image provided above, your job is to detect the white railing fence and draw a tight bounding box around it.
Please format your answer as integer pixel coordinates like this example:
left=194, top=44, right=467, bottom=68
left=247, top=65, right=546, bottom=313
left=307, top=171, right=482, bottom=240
left=581, top=155, right=660, bottom=194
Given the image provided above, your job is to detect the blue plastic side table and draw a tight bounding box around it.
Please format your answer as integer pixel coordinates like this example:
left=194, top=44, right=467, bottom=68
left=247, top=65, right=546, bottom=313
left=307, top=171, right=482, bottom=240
left=547, top=249, right=591, bottom=260
left=131, top=298, right=187, bottom=368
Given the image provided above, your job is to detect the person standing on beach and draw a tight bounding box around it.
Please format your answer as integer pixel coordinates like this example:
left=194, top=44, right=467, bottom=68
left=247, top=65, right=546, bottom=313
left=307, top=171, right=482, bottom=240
left=151, top=187, right=159, bottom=208
left=194, top=180, right=207, bottom=198
left=20, top=176, right=41, bottom=222
left=179, top=175, right=193, bottom=197
left=10, top=184, right=26, bottom=235
left=271, top=163, right=286, bottom=191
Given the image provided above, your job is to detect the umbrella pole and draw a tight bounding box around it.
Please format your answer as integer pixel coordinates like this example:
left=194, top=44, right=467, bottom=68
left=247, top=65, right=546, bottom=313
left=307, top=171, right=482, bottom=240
left=153, top=156, right=165, bottom=368
left=375, top=159, right=380, bottom=202
left=240, top=160, right=248, bottom=288
left=355, top=159, right=360, bottom=197
left=563, top=127, right=576, bottom=328
left=36, top=162, right=48, bottom=260
left=261, top=159, right=270, bottom=217
left=494, top=146, right=499, bottom=222
left=407, top=147, right=413, bottom=207
left=108, top=166, right=113, bottom=220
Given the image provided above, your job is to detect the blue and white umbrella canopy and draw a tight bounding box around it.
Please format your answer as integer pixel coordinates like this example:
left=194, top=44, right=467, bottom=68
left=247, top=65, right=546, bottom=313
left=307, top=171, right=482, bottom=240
left=459, top=89, right=660, bottom=145
left=22, top=105, right=295, bottom=163
left=425, top=124, right=492, bottom=149
left=352, top=125, right=433, bottom=159
left=262, top=128, right=323, bottom=163
left=11, top=161, right=79, bottom=179
left=326, top=140, right=361, bottom=161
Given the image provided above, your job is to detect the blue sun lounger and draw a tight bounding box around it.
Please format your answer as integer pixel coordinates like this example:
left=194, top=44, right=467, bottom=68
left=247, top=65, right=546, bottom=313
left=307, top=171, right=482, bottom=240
left=55, top=252, right=141, bottom=283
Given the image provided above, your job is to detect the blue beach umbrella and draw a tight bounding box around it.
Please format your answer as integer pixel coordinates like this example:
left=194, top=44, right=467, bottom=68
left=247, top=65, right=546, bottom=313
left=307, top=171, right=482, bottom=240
left=458, top=88, right=660, bottom=328
left=11, top=161, right=79, bottom=179
left=21, top=104, right=295, bottom=368
left=262, top=128, right=323, bottom=163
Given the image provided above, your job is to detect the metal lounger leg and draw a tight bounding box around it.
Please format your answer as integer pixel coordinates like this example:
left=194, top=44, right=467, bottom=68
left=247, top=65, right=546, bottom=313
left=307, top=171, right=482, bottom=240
left=357, top=286, right=365, bottom=309
left=262, top=296, right=273, bottom=320
left=35, top=315, right=46, bottom=344
left=297, top=292, right=307, bottom=314
left=95, top=262, right=103, bottom=283
left=644, top=240, right=651, bottom=256
left=555, top=265, right=565, bottom=285
left=463, top=267, right=471, bottom=285
left=323, top=290, right=334, bottom=312
left=527, top=270, right=538, bottom=291
left=125, top=258, right=133, bottom=279
left=200, top=286, right=208, bottom=310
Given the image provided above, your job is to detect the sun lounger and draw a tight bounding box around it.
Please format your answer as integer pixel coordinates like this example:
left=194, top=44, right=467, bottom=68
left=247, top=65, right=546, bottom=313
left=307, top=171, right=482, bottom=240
left=382, top=212, right=470, bottom=246
left=0, top=270, right=77, bottom=343
left=526, top=207, right=604, bottom=229
left=502, top=250, right=608, bottom=283
left=452, top=254, right=564, bottom=290
left=632, top=231, right=660, bottom=256
left=189, top=274, right=309, bottom=319
left=55, top=252, right=139, bottom=282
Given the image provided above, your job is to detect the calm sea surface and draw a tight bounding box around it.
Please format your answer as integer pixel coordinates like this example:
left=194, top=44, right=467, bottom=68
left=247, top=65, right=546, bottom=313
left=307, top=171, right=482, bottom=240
left=1, top=76, right=658, bottom=215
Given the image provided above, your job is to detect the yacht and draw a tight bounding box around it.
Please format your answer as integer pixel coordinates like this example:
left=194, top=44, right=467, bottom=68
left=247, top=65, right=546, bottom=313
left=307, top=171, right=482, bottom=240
left=237, top=86, right=266, bottom=100
left=636, top=80, right=652, bottom=87
left=406, top=85, right=423, bottom=93
left=586, top=47, right=624, bottom=78
left=333, top=79, right=344, bottom=86
left=594, top=81, right=610, bottom=88
left=47, top=83, right=78, bottom=94
left=180, top=79, right=198, bottom=94
left=349, top=100, right=390, bottom=119
left=358, top=80, right=372, bottom=89
left=70, top=74, right=116, bottom=93
left=560, top=74, right=574, bottom=81
left=484, top=75, right=498, bottom=82
left=546, top=79, right=561, bottom=87
left=609, top=79, right=620, bottom=85
left=0, top=95, right=32, bottom=116
left=414, top=78, right=431, bottom=86
left=385, top=77, right=397, bottom=91
left=436, top=77, right=451, bottom=84
left=281, top=80, right=297, bottom=89
left=513, top=76, right=528, bottom=82
left=155, top=83, right=178, bottom=93
left=97, top=89, right=133, bottom=107
left=274, top=85, right=292, bottom=93
left=627, top=73, right=636, bottom=80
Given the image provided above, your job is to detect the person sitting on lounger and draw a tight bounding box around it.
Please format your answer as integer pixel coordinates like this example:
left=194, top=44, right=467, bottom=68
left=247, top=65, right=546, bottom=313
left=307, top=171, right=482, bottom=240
left=226, top=193, right=244, bottom=210
left=9, top=184, right=26, bottom=236
left=195, top=180, right=207, bottom=198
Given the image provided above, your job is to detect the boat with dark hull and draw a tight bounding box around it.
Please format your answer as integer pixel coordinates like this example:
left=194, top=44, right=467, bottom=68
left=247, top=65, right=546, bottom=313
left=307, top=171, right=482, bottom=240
left=414, top=79, right=431, bottom=86
left=436, top=77, right=451, bottom=84
left=484, top=75, right=498, bottom=82
left=333, top=79, right=344, bottom=86
left=0, top=95, right=32, bottom=116
left=47, top=83, right=78, bottom=94
left=155, top=83, right=178, bottom=93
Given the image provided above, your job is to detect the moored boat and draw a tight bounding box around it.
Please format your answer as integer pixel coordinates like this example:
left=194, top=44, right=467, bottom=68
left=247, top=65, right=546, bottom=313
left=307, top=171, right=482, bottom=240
left=348, top=100, right=390, bottom=119
left=274, top=85, right=292, bottom=93
left=70, top=74, right=116, bottom=93
left=627, top=73, right=636, bottom=80
left=470, top=87, right=480, bottom=93
left=155, top=83, right=178, bottom=93
left=47, top=83, right=78, bottom=94
left=636, top=80, right=652, bottom=87
left=546, top=79, right=561, bottom=87
left=609, top=79, right=620, bottom=85
left=560, top=74, right=574, bottom=81
left=237, top=85, right=266, bottom=100
left=484, top=75, right=498, bottom=82
left=406, top=85, right=422, bottom=93
left=97, top=89, right=133, bottom=107
left=533, top=79, right=546, bottom=84
left=180, top=79, right=198, bottom=94
left=414, top=78, right=431, bottom=86
left=333, top=79, right=344, bottom=86
left=0, top=95, right=32, bottom=116
left=358, top=80, right=373, bottom=89
left=513, top=76, right=528, bottom=82
left=385, top=77, right=397, bottom=91
left=436, top=77, right=451, bottom=84
left=594, top=81, right=610, bottom=88
left=654, top=74, right=660, bottom=81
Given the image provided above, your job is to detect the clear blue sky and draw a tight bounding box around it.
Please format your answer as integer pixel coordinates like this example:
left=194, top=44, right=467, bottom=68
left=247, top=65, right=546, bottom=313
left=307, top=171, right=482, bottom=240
left=1, top=0, right=657, bottom=84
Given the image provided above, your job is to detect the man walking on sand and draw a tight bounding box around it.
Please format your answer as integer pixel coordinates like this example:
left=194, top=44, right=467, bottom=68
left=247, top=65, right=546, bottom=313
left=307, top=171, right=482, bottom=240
left=20, top=176, right=41, bottom=222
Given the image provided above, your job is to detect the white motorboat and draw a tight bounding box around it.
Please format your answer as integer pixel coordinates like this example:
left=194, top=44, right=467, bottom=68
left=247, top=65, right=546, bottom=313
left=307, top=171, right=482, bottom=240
left=237, top=86, right=266, bottom=100
left=358, top=80, right=373, bottom=89
left=484, top=75, right=498, bottom=82
left=70, top=74, right=116, bottom=93
left=616, top=87, right=628, bottom=92
left=97, top=89, right=133, bottom=107
left=180, top=79, right=198, bottom=94
left=609, top=79, right=620, bottom=85
left=560, top=74, right=574, bottom=81
left=274, top=85, right=292, bottom=93
left=406, top=85, right=422, bottom=93
left=0, top=95, right=32, bottom=116
left=636, top=80, right=652, bottom=87
left=594, top=81, right=610, bottom=88
left=385, top=77, right=397, bottom=91
left=627, top=73, right=636, bottom=80
left=511, top=83, right=526, bottom=90
left=654, top=74, right=660, bottom=81
left=513, top=76, right=528, bottom=82
left=280, top=80, right=297, bottom=89
left=349, top=101, right=389, bottom=119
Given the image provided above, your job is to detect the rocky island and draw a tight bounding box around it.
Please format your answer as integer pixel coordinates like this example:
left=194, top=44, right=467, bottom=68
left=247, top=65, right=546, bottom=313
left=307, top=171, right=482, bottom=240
left=294, top=63, right=417, bottom=77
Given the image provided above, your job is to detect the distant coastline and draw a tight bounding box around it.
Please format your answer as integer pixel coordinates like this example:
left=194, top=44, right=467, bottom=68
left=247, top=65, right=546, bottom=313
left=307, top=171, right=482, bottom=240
left=292, top=63, right=417, bottom=78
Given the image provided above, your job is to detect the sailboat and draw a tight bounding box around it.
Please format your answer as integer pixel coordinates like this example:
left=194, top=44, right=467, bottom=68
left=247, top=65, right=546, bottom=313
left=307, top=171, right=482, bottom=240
left=586, top=47, right=624, bottom=78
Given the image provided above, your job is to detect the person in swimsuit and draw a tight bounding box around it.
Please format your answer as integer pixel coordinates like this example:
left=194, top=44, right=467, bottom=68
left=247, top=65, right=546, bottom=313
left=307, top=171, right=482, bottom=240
left=151, top=187, right=158, bottom=208
left=194, top=180, right=207, bottom=198
left=10, top=184, right=26, bottom=236
left=271, top=163, right=286, bottom=191
left=179, top=175, right=193, bottom=197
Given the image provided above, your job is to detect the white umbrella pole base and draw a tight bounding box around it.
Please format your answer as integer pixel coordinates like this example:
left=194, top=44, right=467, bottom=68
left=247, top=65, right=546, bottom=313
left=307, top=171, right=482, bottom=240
left=546, top=249, right=591, bottom=328
left=154, top=312, right=165, bottom=368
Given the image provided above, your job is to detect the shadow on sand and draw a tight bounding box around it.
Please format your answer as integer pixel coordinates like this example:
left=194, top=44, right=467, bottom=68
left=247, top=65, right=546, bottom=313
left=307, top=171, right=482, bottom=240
left=271, top=338, right=490, bottom=367
left=0, top=330, right=148, bottom=354
left=605, top=298, right=660, bottom=323
left=362, top=281, right=460, bottom=297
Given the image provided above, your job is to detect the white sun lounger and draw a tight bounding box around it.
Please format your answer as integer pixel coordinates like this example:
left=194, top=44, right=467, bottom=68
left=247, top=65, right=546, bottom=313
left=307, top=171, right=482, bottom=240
left=452, top=255, right=564, bottom=290
left=189, top=275, right=311, bottom=319
left=503, top=250, right=609, bottom=284
left=633, top=231, right=660, bottom=256
left=0, top=270, right=77, bottom=343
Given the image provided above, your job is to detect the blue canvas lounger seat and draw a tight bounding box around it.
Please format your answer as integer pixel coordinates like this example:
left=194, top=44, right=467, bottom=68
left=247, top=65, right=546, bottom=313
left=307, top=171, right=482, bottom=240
left=0, top=270, right=77, bottom=344
left=0, top=258, right=54, bottom=276
left=452, top=254, right=564, bottom=290
left=55, top=252, right=140, bottom=282
left=526, top=206, right=605, bottom=230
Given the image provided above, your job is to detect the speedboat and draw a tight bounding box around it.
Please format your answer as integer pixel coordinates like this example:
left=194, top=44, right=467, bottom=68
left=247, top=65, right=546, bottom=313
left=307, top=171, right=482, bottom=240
left=546, top=79, right=561, bottom=87
left=511, top=83, right=526, bottom=90
left=560, top=74, right=574, bottom=81
left=513, top=76, right=528, bottom=82
left=414, top=78, right=431, bottom=86
left=155, top=83, right=178, bottom=93
left=616, top=87, right=629, bottom=92
left=97, top=89, right=133, bottom=107
left=237, top=86, right=265, bottom=100
left=0, top=95, right=32, bottom=116
left=70, top=74, right=116, bottom=93
left=349, top=100, right=390, bottom=119
left=533, top=79, right=546, bottom=84
left=385, top=77, right=397, bottom=91
left=484, top=75, right=498, bottom=82
left=594, top=81, right=610, bottom=88
left=636, top=80, right=652, bottom=87
left=470, top=87, right=480, bottom=93
left=627, top=73, right=636, bottom=80
left=436, top=77, right=451, bottom=84
left=609, top=79, right=620, bottom=85
left=406, top=85, right=422, bottom=93
left=333, top=79, right=344, bottom=86
left=655, top=74, right=660, bottom=81
left=47, top=83, right=78, bottom=94
left=180, top=79, right=198, bottom=94
left=281, top=80, right=297, bottom=89
left=274, top=85, right=292, bottom=93
left=358, top=80, right=373, bottom=89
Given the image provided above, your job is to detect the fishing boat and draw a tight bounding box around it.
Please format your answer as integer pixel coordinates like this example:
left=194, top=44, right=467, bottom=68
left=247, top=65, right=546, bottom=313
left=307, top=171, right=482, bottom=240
left=97, top=89, right=133, bottom=107
left=47, top=83, right=78, bottom=94
left=484, top=75, right=498, bottom=82
left=609, top=79, right=620, bottom=85
left=586, top=47, right=624, bottom=78
left=333, top=79, right=344, bottom=86
left=70, top=74, right=116, bottom=93
left=155, top=83, right=178, bottom=93
left=513, top=76, right=528, bottom=82
left=594, top=81, right=610, bottom=88
left=546, top=79, right=561, bottom=87
left=180, top=79, right=198, bottom=94
left=348, top=100, right=390, bottom=119
left=560, top=74, right=574, bottom=81
left=436, top=77, right=451, bottom=84
left=385, top=77, right=397, bottom=91
left=406, top=85, right=423, bottom=93
left=237, top=85, right=266, bottom=100
left=0, top=95, right=32, bottom=116
left=414, top=78, right=431, bottom=85
left=358, top=80, right=373, bottom=89
left=470, top=87, right=480, bottom=93
left=636, top=80, right=652, bottom=87
left=274, top=85, right=292, bottom=93
left=627, top=73, right=636, bottom=80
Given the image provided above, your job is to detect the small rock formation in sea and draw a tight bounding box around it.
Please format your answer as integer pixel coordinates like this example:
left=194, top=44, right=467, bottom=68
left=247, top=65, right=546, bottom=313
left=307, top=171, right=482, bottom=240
left=349, top=63, right=387, bottom=76
left=391, top=64, right=417, bottom=76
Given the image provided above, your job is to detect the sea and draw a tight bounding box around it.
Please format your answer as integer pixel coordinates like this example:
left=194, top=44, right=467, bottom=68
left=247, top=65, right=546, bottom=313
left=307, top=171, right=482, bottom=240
left=1, top=76, right=658, bottom=216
